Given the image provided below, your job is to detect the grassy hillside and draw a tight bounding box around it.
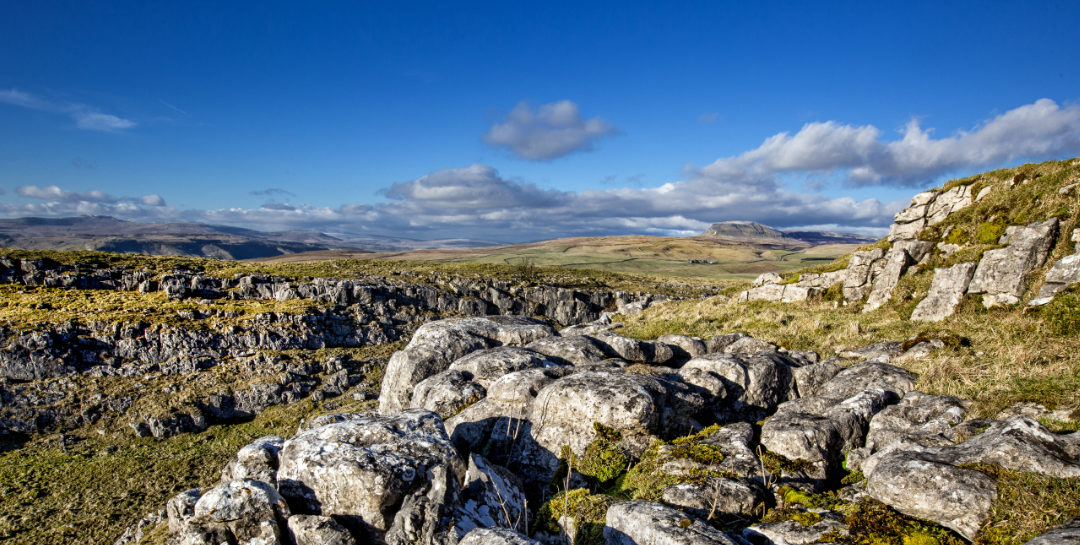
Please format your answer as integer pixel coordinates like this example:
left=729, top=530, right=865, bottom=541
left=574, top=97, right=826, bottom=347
left=258, top=234, right=859, bottom=280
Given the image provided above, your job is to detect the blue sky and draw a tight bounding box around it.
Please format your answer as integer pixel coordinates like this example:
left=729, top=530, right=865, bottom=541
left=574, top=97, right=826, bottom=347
left=1, top=1, right=1079, bottom=243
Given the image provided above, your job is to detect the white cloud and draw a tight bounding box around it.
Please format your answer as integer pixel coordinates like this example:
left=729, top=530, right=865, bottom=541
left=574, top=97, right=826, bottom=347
left=17, top=185, right=116, bottom=203
left=704, top=98, right=1080, bottom=186
left=140, top=194, right=166, bottom=207
left=72, top=111, right=137, bottom=132
left=0, top=88, right=137, bottom=132
left=483, top=100, right=616, bottom=160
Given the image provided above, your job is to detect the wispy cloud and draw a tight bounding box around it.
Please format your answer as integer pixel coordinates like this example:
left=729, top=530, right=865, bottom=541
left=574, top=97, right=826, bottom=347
left=250, top=188, right=296, bottom=198
left=0, top=88, right=137, bottom=132
left=698, top=112, right=720, bottom=124
left=483, top=100, right=616, bottom=160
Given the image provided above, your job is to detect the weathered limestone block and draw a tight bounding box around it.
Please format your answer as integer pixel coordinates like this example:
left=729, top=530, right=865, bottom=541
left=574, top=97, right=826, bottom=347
left=911, top=262, right=977, bottom=321
left=287, top=515, right=357, bottom=545
left=456, top=454, right=528, bottom=535
left=459, top=528, right=542, bottom=545
left=175, top=479, right=292, bottom=545
left=968, top=219, right=1059, bottom=307
left=411, top=370, right=487, bottom=418
left=379, top=316, right=556, bottom=414
left=1030, top=232, right=1080, bottom=306
left=863, top=247, right=913, bottom=312
left=524, top=335, right=609, bottom=366
left=925, top=184, right=973, bottom=225
left=743, top=517, right=848, bottom=545
left=276, top=409, right=464, bottom=540
left=844, top=248, right=886, bottom=301
left=661, top=477, right=765, bottom=518
left=865, top=451, right=996, bottom=541
left=220, top=435, right=285, bottom=486
left=447, top=346, right=556, bottom=389
left=529, top=369, right=702, bottom=458
left=864, top=391, right=967, bottom=452
left=604, top=501, right=738, bottom=545
left=677, top=351, right=798, bottom=422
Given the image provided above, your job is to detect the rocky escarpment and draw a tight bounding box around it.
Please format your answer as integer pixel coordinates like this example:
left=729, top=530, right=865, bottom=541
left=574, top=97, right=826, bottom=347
left=0, top=257, right=697, bottom=437
left=741, top=160, right=1080, bottom=321
left=156, top=314, right=1080, bottom=544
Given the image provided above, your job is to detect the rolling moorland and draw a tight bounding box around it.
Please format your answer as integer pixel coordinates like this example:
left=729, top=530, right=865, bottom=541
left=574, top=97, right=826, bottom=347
left=0, top=158, right=1079, bottom=545
left=258, top=229, right=868, bottom=281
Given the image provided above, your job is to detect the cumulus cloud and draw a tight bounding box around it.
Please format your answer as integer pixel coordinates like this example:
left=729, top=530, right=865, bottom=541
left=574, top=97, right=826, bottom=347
left=484, top=100, right=616, bottom=160
left=0, top=88, right=136, bottom=132
left=16, top=184, right=165, bottom=209
left=705, top=98, right=1080, bottom=186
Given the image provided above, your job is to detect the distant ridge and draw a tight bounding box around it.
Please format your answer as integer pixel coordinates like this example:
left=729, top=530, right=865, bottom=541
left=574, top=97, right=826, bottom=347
left=700, top=220, right=876, bottom=246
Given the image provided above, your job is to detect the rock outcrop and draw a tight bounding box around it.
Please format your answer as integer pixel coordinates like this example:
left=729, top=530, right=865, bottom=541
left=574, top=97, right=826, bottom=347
left=157, top=319, right=1080, bottom=545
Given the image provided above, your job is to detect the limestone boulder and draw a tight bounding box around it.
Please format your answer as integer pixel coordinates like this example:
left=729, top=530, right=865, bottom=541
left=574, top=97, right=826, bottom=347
left=174, top=479, right=292, bottom=545
left=865, top=451, right=996, bottom=541
left=379, top=316, right=556, bottom=414
left=524, top=335, right=609, bottom=366
left=1023, top=519, right=1080, bottom=544
left=863, top=391, right=967, bottom=452
left=275, top=409, right=465, bottom=541
left=220, top=435, right=285, bottom=487
left=912, top=262, right=977, bottom=321
left=411, top=370, right=487, bottom=419
left=843, top=248, right=886, bottom=301
left=459, top=528, right=541, bottom=545
left=456, top=454, right=528, bottom=535
left=604, top=501, right=739, bottom=545
left=968, top=219, right=1058, bottom=307
left=677, top=351, right=798, bottom=422
left=287, top=515, right=357, bottom=545
left=529, top=369, right=703, bottom=458
left=447, top=346, right=559, bottom=389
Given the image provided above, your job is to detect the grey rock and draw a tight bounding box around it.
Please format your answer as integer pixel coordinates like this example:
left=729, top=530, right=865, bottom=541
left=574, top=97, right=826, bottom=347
left=658, top=334, right=708, bottom=360
left=457, top=454, right=528, bottom=534
left=1030, top=253, right=1080, bottom=306
left=176, top=479, right=292, bottom=545
left=864, top=392, right=966, bottom=452
left=460, top=528, right=542, bottom=545
left=938, top=416, right=1080, bottom=478
left=739, top=284, right=822, bottom=303
left=968, top=219, right=1059, bottom=307
left=791, top=361, right=842, bottom=398
left=742, top=516, right=847, bottom=545
left=592, top=332, right=675, bottom=365
left=167, top=488, right=202, bottom=534
left=524, top=335, right=609, bottom=366
left=448, top=347, right=557, bottom=389
left=287, top=515, right=357, bottom=545
left=276, top=409, right=464, bottom=539
left=411, top=370, right=487, bottom=419
left=678, top=351, right=797, bottom=422
left=379, top=316, right=556, bottom=414
left=1023, top=519, right=1080, bottom=544
left=754, top=272, right=783, bottom=286
left=722, top=336, right=780, bottom=357
left=761, top=389, right=896, bottom=466
left=912, top=262, right=977, bottom=321
left=604, top=501, right=738, bottom=545
left=221, top=435, right=285, bottom=486
left=816, top=361, right=915, bottom=400
left=863, top=247, right=913, bottom=312
left=925, top=185, right=973, bottom=226
left=661, top=477, right=765, bottom=518
left=865, top=451, right=996, bottom=541
left=843, top=248, right=887, bottom=301
left=530, top=370, right=702, bottom=458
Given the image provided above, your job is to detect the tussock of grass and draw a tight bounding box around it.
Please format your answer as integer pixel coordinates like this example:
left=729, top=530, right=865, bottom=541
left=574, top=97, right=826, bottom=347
left=968, top=463, right=1080, bottom=545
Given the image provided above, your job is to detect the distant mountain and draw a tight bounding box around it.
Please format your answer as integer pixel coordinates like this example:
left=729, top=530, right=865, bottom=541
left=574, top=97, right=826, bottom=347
left=701, top=221, right=787, bottom=241
left=700, top=221, right=876, bottom=246
left=0, top=216, right=359, bottom=260
left=0, top=216, right=503, bottom=259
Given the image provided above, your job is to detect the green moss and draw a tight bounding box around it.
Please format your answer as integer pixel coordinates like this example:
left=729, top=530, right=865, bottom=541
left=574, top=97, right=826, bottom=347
left=567, top=439, right=629, bottom=487
left=976, top=221, right=1005, bottom=244
left=780, top=486, right=839, bottom=510
left=1036, top=417, right=1080, bottom=432
left=760, top=448, right=817, bottom=475
left=943, top=226, right=969, bottom=245
left=616, top=426, right=729, bottom=501
left=839, top=498, right=966, bottom=545
left=532, top=489, right=616, bottom=545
